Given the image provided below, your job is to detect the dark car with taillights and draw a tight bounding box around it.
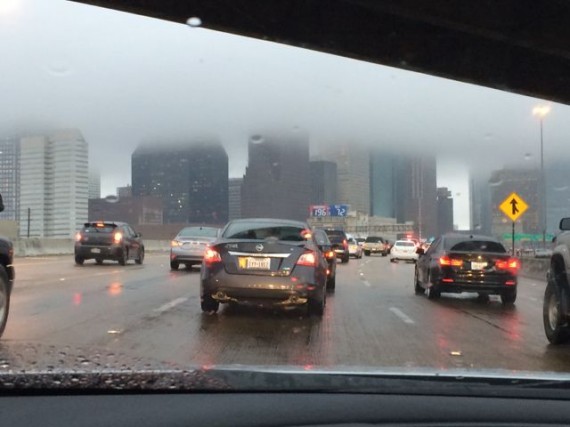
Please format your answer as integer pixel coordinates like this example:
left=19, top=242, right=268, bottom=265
left=323, top=228, right=350, bottom=263
left=200, top=218, right=328, bottom=315
left=74, top=221, right=144, bottom=266
left=414, top=234, right=520, bottom=305
left=313, top=228, right=337, bottom=291
left=170, top=226, right=220, bottom=270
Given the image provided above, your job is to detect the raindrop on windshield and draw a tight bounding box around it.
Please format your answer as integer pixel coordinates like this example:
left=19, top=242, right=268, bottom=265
left=524, top=153, right=533, bottom=160
left=250, top=135, right=264, bottom=144
left=186, top=17, right=202, bottom=27
left=105, top=194, right=119, bottom=203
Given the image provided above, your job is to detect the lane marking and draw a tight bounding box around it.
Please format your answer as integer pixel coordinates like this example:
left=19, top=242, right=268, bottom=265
left=389, top=307, right=415, bottom=324
left=523, top=295, right=539, bottom=302
left=153, top=297, right=188, bottom=314
left=363, top=280, right=371, bottom=287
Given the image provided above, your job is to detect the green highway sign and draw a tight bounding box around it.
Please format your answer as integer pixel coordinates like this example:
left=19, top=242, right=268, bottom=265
left=502, top=233, right=554, bottom=242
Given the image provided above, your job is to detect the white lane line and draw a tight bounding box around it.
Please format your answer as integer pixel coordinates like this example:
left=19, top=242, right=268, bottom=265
left=153, top=297, right=188, bottom=314
left=389, top=307, right=415, bottom=324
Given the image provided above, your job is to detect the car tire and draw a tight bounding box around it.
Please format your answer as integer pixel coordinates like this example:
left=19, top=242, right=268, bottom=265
left=170, top=261, right=179, bottom=270
left=185, top=263, right=195, bottom=270
left=414, top=268, right=424, bottom=295
left=390, top=258, right=397, bottom=263
left=201, top=294, right=220, bottom=313
left=341, top=254, right=349, bottom=264
left=135, top=248, right=144, bottom=265
left=427, top=275, right=440, bottom=300
left=543, top=277, right=570, bottom=344
left=327, top=274, right=336, bottom=292
left=75, top=256, right=84, bottom=265
left=477, top=293, right=490, bottom=303
left=501, top=289, right=517, bottom=306
left=118, top=249, right=127, bottom=266
left=364, top=251, right=370, bottom=256
left=95, top=258, right=103, bottom=265
left=0, top=265, right=11, bottom=338
left=382, top=252, right=387, bottom=257
left=308, top=293, right=325, bottom=316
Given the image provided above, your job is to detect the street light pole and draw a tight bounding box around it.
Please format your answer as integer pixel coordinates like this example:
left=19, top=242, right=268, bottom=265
left=533, top=105, right=550, bottom=247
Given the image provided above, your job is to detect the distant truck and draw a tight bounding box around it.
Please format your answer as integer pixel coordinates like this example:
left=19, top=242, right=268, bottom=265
left=0, top=193, right=15, bottom=338
left=543, top=217, right=570, bottom=344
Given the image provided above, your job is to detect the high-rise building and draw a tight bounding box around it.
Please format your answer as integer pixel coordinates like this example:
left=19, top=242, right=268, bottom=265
left=310, top=161, right=338, bottom=205
left=19, top=129, right=89, bottom=237
left=132, top=141, right=228, bottom=224
left=394, top=155, right=437, bottom=239
left=89, top=196, right=163, bottom=225
left=0, top=137, right=20, bottom=222
left=228, top=178, right=243, bottom=221
left=117, top=185, right=132, bottom=199
left=89, top=170, right=101, bottom=200
left=437, top=187, right=454, bottom=235
left=489, top=167, right=540, bottom=238
left=241, top=134, right=310, bottom=221
left=370, top=150, right=396, bottom=218
left=318, top=143, right=370, bottom=214
left=469, top=171, right=492, bottom=235
left=546, top=161, right=570, bottom=235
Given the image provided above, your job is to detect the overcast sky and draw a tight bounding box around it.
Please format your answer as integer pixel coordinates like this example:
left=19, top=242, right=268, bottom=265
left=1, top=0, right=570, bottom=229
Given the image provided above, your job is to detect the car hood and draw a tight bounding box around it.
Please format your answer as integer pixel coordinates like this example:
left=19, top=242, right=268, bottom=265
left=2, top=366, right=570, bottom=398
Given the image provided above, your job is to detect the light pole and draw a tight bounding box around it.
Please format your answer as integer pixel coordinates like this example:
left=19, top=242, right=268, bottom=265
left=532, top=105, right=551, bottom=246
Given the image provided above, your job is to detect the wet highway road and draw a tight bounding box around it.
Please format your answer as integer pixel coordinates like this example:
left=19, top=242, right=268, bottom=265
left=2, top=253, right=570, bottom=373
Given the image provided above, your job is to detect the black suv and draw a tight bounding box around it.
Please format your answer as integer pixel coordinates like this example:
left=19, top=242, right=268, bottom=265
left=75, top=221, right=145, bottom=266
left=323, top=229, right=349, bottom=263
left=0, top=194, right=15, bottom=338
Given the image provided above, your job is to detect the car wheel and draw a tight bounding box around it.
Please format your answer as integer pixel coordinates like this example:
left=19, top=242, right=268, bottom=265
left=341, top=254, right=349, bottom=264
left=308, top=293, right=325, bottom=316
left=170, top=261, right=179, bottom=270
left=327, top=274, right=336, bottom=292
left=544, top=277, right=570, bottom=344
left=364, top=251, right=370, bottom=256
left=426, top=274, right=440, bottom=300
left=185, top=263, right=195, bottom=270
left=414, top=267, right=424, bottom=295
left=118, top=249, right=127, bottom=266
left=95, top=258, right=103, bottom=265
left=0, top=266, right=11, bottom=338
left=135, top=248, right=144, bottom=265
left=501, top=289, right=517, bottom=306
left=477, top=293, right=490, bottom=303
left=201, top=294, right=220, bottom=313
left=74, top=256, right=84, bottom=265
left=390, top=258, right=397, bottom=263
left=382, top=252, right=387, bottom=257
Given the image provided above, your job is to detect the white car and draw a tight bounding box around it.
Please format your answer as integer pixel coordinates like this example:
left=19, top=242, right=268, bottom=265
left=390, top=240, right=419, bottom=263
left=347, top=237, right=363, bottom=259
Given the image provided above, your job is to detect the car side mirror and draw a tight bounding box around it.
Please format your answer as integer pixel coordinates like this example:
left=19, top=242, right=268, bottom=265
left=560, top=218, right=570, bottom=231
left=416, top=248, right=425, bottom=255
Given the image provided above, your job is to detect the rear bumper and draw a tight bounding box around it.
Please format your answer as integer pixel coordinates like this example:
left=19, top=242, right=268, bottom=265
left=436, top=278, right=517, bottom=294
left=170, top=249, right=203, bottom=263
left=391, top=253, right=418, bottom=261
left=75, top=245, right=123, bottom=260
left=201, top=267, right=324, bottom=305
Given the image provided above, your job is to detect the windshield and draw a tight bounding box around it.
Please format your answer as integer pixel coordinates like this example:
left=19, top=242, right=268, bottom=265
left=2, top=0, right=570, bottom=392
left=177, top=227, right=218, bottom=238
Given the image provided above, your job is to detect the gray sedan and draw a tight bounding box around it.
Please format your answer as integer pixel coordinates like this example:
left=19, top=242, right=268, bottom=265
left=170, top=226, right=220, bottom=270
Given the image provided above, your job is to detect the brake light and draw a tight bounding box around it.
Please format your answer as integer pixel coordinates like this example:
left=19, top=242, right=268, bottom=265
left=343, top=239, right=348, bottom=249
left=204, top=248, right=222, bottom=264
left=442, top=278, right=454, bottom=283
left=439, top=256, right=463, bottom=267
left=496, top=258, right=520, bottom=271
left=171, top=240, right=182, bottom=247
left=113, top=232, right=123, bottom=243
left=75, top=232, right=82, bottom=242
left=326, top=250, right=335, bottom=259
left=297, top=252, right=317, bottom=267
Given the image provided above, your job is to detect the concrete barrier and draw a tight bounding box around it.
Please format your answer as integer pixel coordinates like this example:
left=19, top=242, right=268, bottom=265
left=12, top=239, right=171, bottom=257
left=520, top=257, right=549, bottom=281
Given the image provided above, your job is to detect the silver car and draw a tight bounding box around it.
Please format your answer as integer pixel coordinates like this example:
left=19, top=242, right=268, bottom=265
left=170, top=226, right=220, bottom=270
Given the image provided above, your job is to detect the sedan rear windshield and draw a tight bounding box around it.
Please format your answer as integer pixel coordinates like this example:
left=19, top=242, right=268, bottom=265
left=223, top=222, right=306, bottom=241
left=449, top=240, right=506, bottom=253
left=177, top=227, right=219, bottom=238
left=83, top=224, right=117, bottom=233
left=395, top=241, right=415, bottom=247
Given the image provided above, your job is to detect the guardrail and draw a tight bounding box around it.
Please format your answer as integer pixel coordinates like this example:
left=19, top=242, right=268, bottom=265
left=12, top=239, right=171, bottom=257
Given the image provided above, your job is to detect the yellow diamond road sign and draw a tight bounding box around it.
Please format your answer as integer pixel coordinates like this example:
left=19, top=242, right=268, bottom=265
left=499, top=192, right=529, bottom=222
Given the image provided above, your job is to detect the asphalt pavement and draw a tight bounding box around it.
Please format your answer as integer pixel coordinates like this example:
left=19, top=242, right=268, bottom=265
left=2, top=253, right=570, bottom=373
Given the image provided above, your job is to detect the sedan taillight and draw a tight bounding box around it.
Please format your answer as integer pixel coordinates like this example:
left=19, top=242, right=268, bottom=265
left=439, top=256, right=463, bottom=267
left=297, top=252, right=317, bottom=267
left=113, top=232, right=123, bottom=243
left=325, top=250, right=335, bottom=259
left=75, top=232, right=82, bottom=242
left=204, top=248, right=222, bottom=264
left=496, top=258, right=520, bottom=271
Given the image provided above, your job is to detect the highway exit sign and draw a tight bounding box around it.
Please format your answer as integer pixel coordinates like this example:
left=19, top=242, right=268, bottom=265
left=499, top=192, right=529, bottom=222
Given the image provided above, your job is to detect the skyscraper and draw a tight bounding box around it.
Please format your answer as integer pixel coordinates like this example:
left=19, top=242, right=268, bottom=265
left=132, top=141, right=228, bottom=224
left=228, top=178, right=243, bottom=221
left=370, top=150, right=396, bottom=218
left=317, top=142, right=370, bottom=214
left=437, top=187, right=454, bottom=235
left=89, top=170, right=101, bottom=200
left=310, top=161, right=338, bottom=205
left=394, top=154, right=437, bottom=239
left=19, top=129, right=89, bottom=237
left=241, top=134, right=310, bottom=221
left=0, top=137, right=20, bottom=222
left=470, top=171, right=492, bottom=235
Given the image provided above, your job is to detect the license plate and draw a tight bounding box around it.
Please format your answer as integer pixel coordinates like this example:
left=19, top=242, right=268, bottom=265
left=471, top=261, right=487, bottom=270
left=239, top=257, right=271, bottom=270
left=91, top=248, right=101, bottom=254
